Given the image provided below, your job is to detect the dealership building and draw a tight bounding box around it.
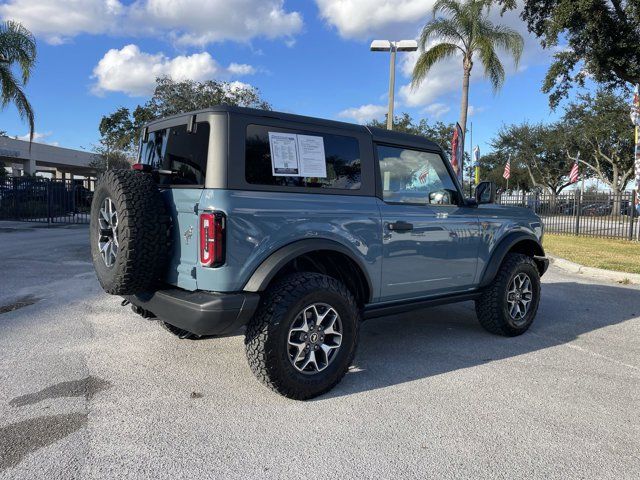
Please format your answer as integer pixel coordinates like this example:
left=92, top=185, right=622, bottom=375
left=0, top=136, right=98, bottom=179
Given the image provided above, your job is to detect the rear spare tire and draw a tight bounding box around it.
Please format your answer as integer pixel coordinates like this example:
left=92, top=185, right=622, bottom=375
left=90, top=170, right=171, bottom=295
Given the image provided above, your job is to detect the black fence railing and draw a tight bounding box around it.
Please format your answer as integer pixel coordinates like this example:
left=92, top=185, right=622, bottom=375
left=499, top=190, right=640, bottom=241
left=0, top=177, right=95, bottom=224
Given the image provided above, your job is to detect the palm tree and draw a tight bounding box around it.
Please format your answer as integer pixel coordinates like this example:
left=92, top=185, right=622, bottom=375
left=0, top=21, right=36, bottom=143
left=412, top=0, right=523, bottom=140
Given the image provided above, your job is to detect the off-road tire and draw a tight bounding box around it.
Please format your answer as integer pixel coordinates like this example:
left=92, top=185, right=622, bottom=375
left=90, top=170, right=171, bottom=295
left=245, top=273, right=360, bottom=400
left=475, top=253, right=541, bottom=337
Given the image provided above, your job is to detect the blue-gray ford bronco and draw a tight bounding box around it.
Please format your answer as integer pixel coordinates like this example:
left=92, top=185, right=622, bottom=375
left=90, top=106, right=548, bottom=400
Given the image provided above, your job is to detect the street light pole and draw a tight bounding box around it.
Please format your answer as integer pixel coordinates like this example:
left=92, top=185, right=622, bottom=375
left=370, top=40, right=418, bottom=130
left=387, top=46, right=397, bottom=130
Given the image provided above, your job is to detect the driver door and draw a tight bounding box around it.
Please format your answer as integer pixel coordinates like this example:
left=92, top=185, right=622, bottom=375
left=376, top=144, right=480, bottom=302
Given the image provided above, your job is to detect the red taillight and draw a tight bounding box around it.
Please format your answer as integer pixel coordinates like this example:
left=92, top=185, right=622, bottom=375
left=132, top=163, right=151, bottom=172
left=200, top=212, right=225, bottom=267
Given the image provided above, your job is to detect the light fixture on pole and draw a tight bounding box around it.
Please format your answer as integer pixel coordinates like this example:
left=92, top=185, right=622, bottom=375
left=370, top=40, right=418, bottom=130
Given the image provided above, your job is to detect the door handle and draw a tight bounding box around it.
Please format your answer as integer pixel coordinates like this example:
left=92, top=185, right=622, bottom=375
left=388, top=221, right=414, bottom=232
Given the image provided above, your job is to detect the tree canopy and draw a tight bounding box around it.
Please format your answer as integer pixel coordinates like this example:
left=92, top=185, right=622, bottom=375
left=96, top=76, right=271, bottom=165
left=496, top=0, right=640, bottom=108
left=0, top=21, right=36, bottom=143
left=368, top=113, right=457, bottom=153
left=563, top=90, right=635, bottom=193
left=484, top=89, right=634, bottom=196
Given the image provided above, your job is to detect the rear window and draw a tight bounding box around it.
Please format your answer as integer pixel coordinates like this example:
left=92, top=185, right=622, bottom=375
left=139, top=122, right=210, bottom=186
left=245, top=124, right=361, bottom=190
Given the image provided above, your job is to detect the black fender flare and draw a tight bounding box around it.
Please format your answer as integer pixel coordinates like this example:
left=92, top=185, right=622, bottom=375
left=479, top=232, right=546, bottom=287
left=243, top=239, right=373, bottom=302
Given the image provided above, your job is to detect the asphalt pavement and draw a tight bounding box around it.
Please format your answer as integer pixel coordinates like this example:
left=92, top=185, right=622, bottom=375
left=0, top=222, right=639, bottom=479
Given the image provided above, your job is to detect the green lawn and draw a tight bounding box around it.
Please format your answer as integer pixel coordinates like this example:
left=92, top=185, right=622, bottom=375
left=543, top=234, right=640, bottom=274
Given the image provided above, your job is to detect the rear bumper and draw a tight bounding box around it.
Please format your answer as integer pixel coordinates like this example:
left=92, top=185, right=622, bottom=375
left=126, top=288, right=260, bottom=336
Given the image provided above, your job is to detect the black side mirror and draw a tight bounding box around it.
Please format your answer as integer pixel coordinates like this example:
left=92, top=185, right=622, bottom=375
left=475, top=181, right=496, bottom=204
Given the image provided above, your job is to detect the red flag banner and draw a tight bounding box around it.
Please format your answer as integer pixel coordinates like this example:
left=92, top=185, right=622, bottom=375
left=503, top=156, right=511, bottom=180
left=632, top=85, right=640, bottom=191
left=451, top=123, right=464, bottom=182
left=569, top=159, right=579, bottom=183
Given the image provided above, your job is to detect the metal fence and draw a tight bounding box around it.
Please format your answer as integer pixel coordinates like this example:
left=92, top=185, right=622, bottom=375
left=0, top=177, right=95, bottom=224
left=499, top=190, right=640, bottom=241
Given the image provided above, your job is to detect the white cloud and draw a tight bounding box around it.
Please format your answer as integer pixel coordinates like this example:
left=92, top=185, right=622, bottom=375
left=422, top=102, right=450, bottom=119
left=0, top=0, right=123, bottom=44
left=0, top=0, right=302, bottom=46
left=91, top=44, right=255, bottom=96
left=315, top=0, right=432, bottom=39
left=467, top=105, right=485, bottom=117
left=225, top=81, right=253, bottom=93
left=227, top=63, right=256, bottom=76
left=337, top=104, right=387, bottom=124
left=17, top=131, right=58, bottom=146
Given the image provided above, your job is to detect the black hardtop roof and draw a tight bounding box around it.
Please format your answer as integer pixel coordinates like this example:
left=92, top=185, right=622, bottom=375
left=146, top=105, right=443, bottom=152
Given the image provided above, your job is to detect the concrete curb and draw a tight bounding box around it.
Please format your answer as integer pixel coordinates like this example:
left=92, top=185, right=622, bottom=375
left=548, top=255, right=640, bottom=285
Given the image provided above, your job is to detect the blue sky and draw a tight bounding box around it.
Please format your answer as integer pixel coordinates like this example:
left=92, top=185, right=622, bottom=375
left=0, top=0, right=563, bottom=157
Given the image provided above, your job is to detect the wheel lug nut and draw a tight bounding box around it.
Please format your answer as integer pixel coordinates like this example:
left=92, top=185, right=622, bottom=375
left=314, top=345, right=319, bottom=350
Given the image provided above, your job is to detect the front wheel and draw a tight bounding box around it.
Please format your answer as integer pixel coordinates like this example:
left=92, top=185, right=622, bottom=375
left=245, top=273, right=360, bottom=400
left=475, top=253, right=541, bottom=337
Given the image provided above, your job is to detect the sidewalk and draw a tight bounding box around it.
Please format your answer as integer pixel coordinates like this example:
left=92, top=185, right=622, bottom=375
left=549, top=255, right=640, bottom=284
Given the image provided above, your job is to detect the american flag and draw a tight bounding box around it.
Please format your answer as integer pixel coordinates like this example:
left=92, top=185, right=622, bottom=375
left=569, top=158, right=579, bottom=183
left=503, top=156, right=511, bottom=180
left=418, top=165, right=429, bottom=183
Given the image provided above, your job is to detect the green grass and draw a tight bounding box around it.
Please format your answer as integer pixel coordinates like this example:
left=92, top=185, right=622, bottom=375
left=543, top=234, right=640, bottom=274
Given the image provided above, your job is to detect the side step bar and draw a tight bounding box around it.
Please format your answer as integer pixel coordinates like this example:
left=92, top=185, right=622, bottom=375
left=363, top=291, right=481, bottom=320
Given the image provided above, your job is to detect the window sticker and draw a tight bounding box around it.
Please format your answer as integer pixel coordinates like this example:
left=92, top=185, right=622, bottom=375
left=268, top=132, right=299, bottom=176
left=297, top=134, right=328, bottom=178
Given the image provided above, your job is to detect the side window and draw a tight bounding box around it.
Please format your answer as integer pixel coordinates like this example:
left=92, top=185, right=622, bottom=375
left=245, top=124, right=361, bottom=190
left=377, top=145, right=458, bottom=205
left=139, top=122, right=210, bottom=186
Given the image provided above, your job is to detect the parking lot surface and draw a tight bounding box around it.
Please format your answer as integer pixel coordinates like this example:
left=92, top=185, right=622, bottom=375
left=0, top=222, right=639, bottom=479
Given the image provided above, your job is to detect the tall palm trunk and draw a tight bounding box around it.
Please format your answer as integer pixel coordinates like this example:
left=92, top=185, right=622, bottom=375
left=459, top=57, right=472, bottom=140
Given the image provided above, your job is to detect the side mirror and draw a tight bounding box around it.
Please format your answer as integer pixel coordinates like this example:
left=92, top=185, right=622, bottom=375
left=475, top=181, right=496, bottom=204
left=428, top=189, right=454, bottom=205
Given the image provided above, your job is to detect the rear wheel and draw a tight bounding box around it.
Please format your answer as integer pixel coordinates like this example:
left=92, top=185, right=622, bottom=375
left=475, top=253, right=541, bottom=336
left=245, top=273, right=360, bottom=400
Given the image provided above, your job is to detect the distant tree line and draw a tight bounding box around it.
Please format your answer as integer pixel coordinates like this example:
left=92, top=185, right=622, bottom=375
left=92, top=76, right=271, bottom=174
left=481, top=90, right=634, bottom=202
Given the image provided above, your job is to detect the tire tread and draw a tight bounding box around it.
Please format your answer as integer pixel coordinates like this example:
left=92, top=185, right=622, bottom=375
left=245, top=272, right=359, bottom=400
left=91, top=170, right=171, bottom=295
left=475, top=253, right=540, bottom=337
